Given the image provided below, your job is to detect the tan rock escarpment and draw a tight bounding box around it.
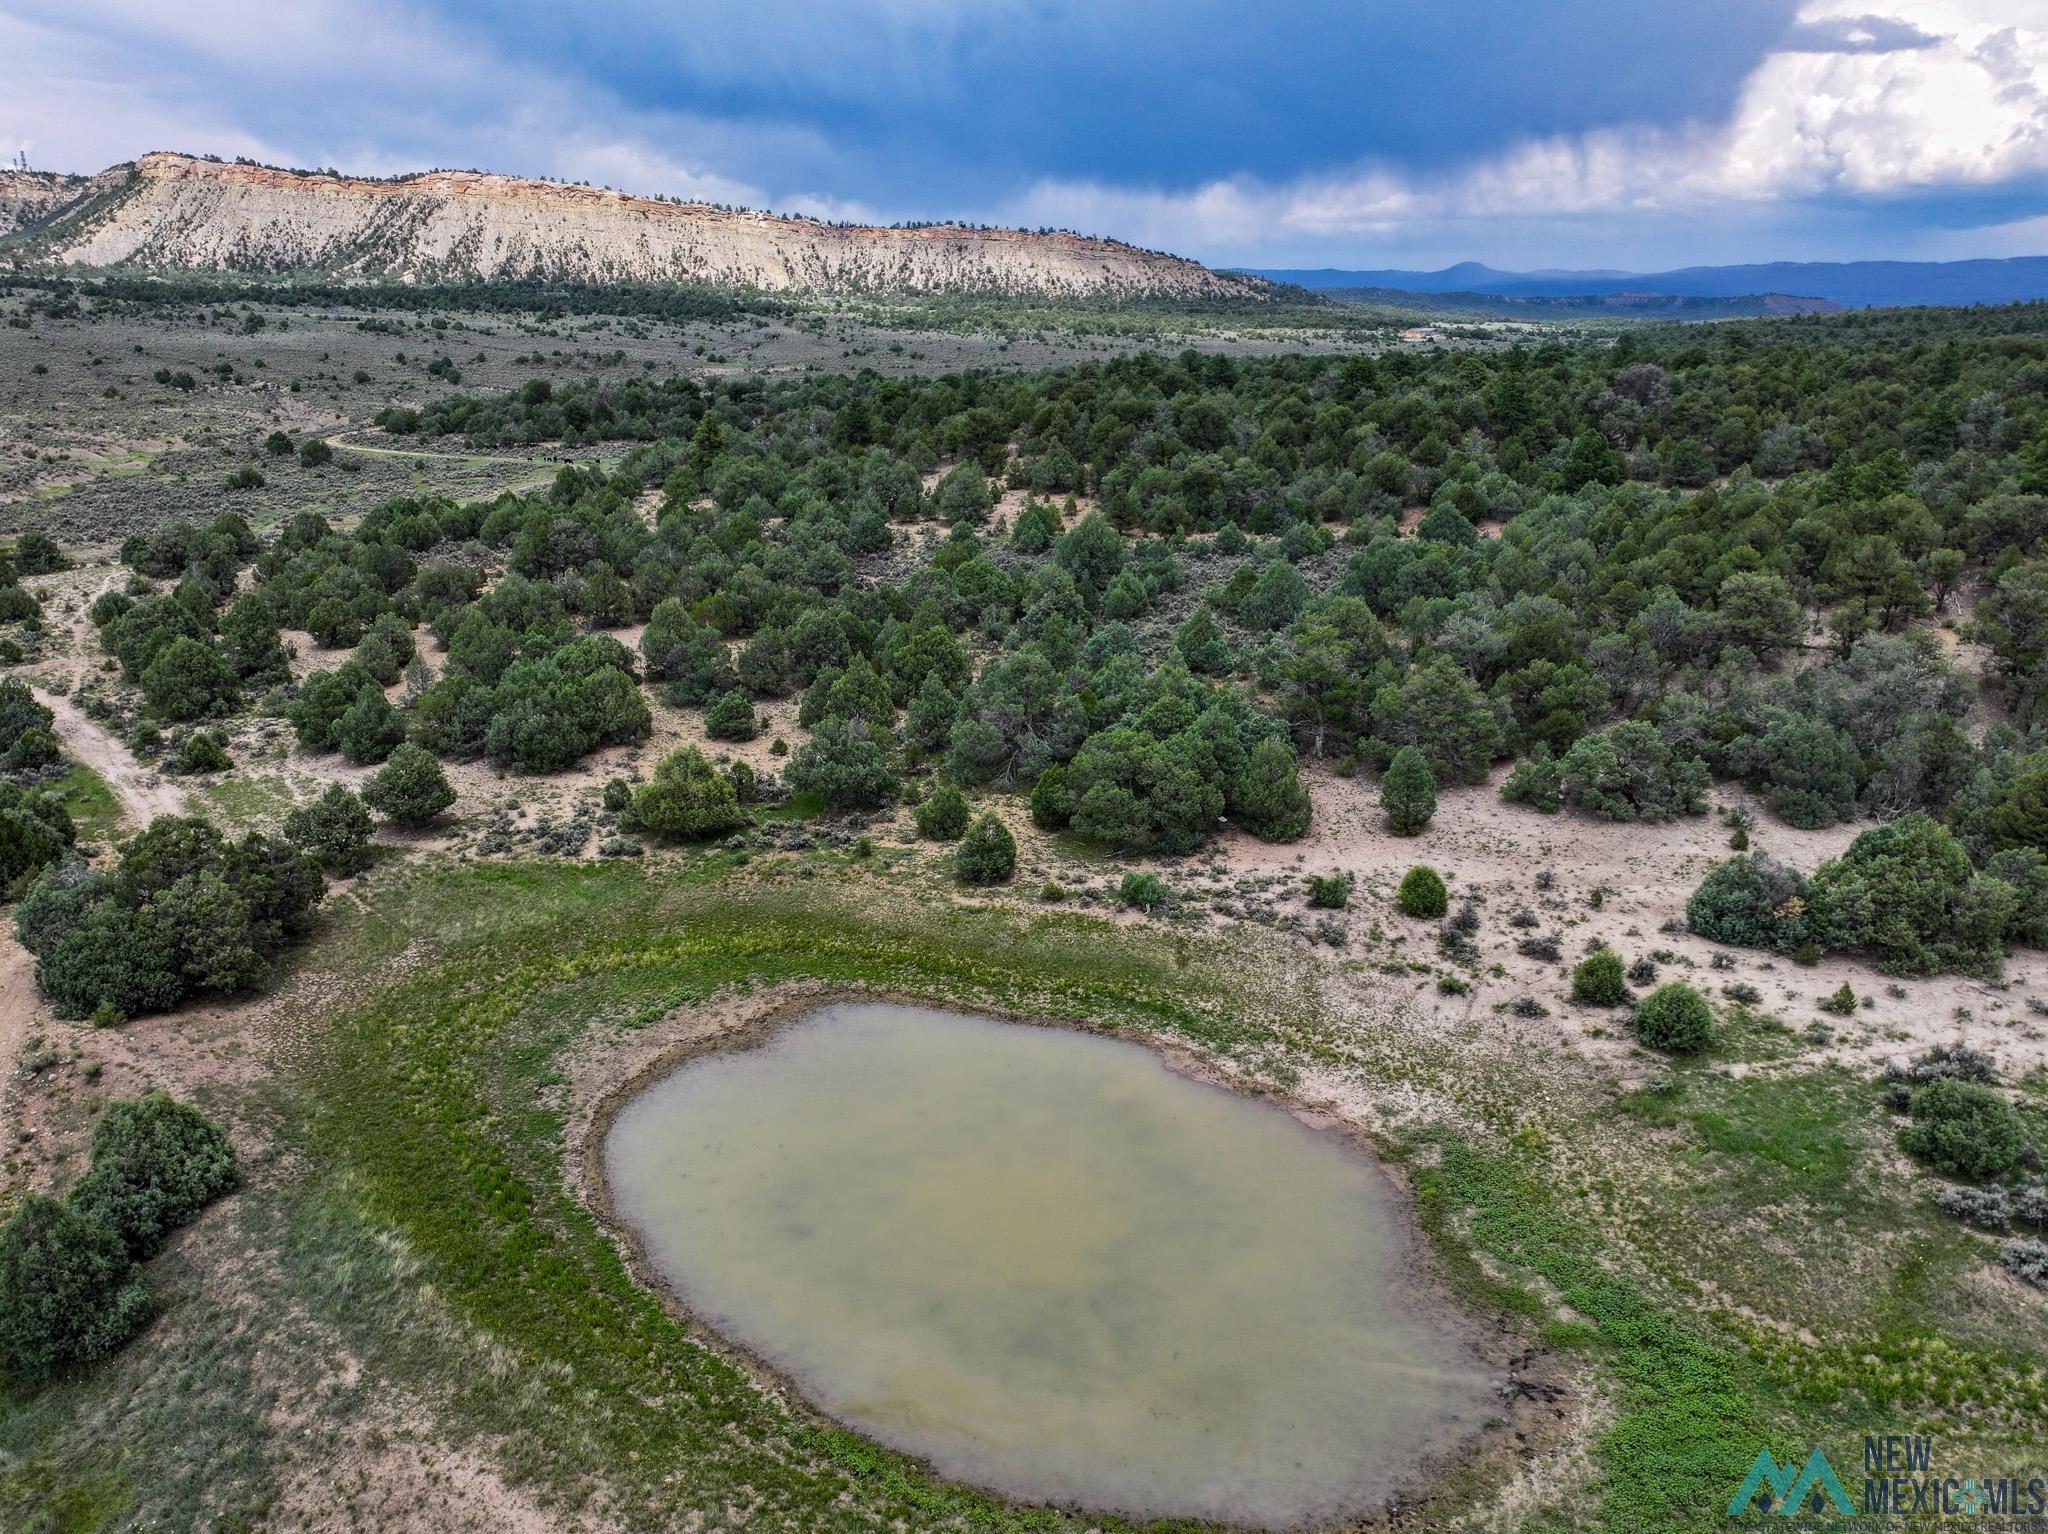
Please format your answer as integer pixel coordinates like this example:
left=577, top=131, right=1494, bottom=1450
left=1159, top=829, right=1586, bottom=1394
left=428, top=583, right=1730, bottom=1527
left=0, top=168, right=101, bottom=236
left=31, top=152, right=1265, bottom=299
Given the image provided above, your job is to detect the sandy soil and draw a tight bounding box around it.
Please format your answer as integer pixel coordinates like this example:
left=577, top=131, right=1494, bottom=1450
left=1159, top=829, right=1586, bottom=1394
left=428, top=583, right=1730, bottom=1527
left=1199, top=765, right=2048, bottom=1081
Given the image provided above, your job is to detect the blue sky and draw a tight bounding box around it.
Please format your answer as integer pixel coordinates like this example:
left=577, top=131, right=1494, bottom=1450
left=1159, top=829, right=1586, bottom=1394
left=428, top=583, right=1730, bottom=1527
left=6, top=0, right=2048, bottom=270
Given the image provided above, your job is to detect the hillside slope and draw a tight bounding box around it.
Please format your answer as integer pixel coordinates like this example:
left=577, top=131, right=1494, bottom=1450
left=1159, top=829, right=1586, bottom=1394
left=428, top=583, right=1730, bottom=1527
left=8, top=152, right=1265, bottom=300
left=0, top=168, right=104, bottom=235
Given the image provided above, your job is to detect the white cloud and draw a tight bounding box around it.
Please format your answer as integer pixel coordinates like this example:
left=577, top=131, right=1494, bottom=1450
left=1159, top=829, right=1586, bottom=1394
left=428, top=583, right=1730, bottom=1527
left=1922, top=210, right=2048, bottom=258
left=988, top=0, right=2048, bottom=260
left=0, top=11, right=293, bottom=173
left=3, top=0, right=2044, bottom=267
left=0, top=0, right=801, bottom=208
left=1780, top=14, right=1942, bottom=54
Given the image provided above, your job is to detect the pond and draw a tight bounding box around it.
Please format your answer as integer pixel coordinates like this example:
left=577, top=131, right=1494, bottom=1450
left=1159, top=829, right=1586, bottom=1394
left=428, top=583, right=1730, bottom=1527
left=603, top=1002, right=1496, bottom=1526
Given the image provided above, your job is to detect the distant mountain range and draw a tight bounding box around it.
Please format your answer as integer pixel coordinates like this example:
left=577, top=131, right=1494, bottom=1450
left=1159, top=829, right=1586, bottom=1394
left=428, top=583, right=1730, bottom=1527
left=0, top=152, right=1268, bottom=301
left=1249, top=258, right=2048, bottom=311
left=1315, top=286, right=1839, bottom=321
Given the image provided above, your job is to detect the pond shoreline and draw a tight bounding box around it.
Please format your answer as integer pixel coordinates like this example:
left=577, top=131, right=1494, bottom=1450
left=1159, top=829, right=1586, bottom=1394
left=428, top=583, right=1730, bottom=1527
left=568, top=979, right=1573, bottom=1532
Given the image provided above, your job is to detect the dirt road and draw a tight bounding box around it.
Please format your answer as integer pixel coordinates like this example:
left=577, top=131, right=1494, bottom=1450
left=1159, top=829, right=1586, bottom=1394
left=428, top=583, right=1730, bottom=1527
left=322, top=431, right=568, bottom=495
left=44, top=690, right=189, bottom=826
left=1, top=689, right=188, bottom=1142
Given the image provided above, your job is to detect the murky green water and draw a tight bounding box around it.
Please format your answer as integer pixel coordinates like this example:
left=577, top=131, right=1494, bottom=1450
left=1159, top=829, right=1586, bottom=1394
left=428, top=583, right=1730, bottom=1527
left=604, top=1003, right=1496, bottom=1525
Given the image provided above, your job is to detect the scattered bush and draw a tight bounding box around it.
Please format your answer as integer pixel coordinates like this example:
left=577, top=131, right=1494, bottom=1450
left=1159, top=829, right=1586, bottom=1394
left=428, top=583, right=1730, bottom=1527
left=1118, top=871, right=1171, bottom=911
left=335, top=688, right=407, bottom=766
left=3, top=725, right=58, bottom=772
left=2001, top=1239, right=2048, bottom=1288
left=1380, top=747, right=1437, bottom=836
left=0, top=1195, right=152, bottom=1382
left=913, top=783, right=971, bottom=841
left=3, top=680, right=64, bottom=751
left=11, top=532, right=67, bottom=575
left=284, top=785, right=375, bottom=875
left=1633, top=982, right=1714, bottom=1053
left=362, top=743, right=456, bottom=827
left=1694, top=818, right=2026, bottom=979
left=167, top=731, right=233, bottom=775
left=630, top=748, right=747, bottom=840
left=1936, top=1183, right=2048, bottom=1233
left=703, top=690, right=758, bottom=742
left=1887, top=1043, right=2000, bottom=1087
left=1686, top=853, right=1812, bottom=953
left=955, top=812, right=1016, bottom=885
left=13, top=818, right=322, bottom=1021
left=67, top=1093, right=239, bottom=1260
left=1306, top=872, right=1352, bottom=910
left=0, top=780, right=75, bottom=889
left=1559, top=723, right=1708, bottom=822
left=1396, top=865, right=1448, bottom=919
left=1901, top=1079, right=2029, bottom=1181
left=786, top=719, right=897, bottom=812
left=1500, top=744, right=1563, bottom=812
left=1809, top=814, right=2014, bottom=977
left=1571, top=948, right=1629, bottom=1007
left=140, top=637, right=238, bottom=722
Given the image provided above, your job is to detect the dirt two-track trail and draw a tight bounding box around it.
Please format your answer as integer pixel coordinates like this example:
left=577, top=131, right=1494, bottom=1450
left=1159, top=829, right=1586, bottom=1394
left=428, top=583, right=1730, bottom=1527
left=1, top=666, right=187, bottom=1133
left=46, top=691, right=190, bottom=824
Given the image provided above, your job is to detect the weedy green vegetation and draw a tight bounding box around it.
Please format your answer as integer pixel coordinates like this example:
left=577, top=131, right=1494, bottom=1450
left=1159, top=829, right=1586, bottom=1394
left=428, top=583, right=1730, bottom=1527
left=7, top=857, right=2040, bottom=1533
left=45, top=765, right=118, bottom=844
left=279, top=862, right=1266, bottom=1533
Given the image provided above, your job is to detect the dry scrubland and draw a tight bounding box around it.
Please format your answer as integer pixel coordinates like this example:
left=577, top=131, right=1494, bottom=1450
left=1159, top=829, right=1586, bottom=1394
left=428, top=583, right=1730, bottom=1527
left=0, top=288, right=1377, bottom=542
left=0, top=289, right=2043, bottom=1534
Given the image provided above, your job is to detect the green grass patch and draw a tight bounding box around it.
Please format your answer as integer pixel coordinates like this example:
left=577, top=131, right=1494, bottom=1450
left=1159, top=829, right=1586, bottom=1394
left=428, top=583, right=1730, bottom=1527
left=1618, top=1068, right=1865, bottom=1201
left=0, top=1455, right=133, bottom=1534
left=279, top=862, right=1263, bottom=1530
left=49, top=762, right=120, bottom=842
left=195, top=772, right=301, bottom=831
left=1410, top=1138, right=1768, bottom=1531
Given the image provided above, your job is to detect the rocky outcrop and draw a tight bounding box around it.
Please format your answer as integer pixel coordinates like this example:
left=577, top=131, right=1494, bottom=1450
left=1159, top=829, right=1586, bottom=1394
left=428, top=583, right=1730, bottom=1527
left=15, top=152, right=1264, bottom=300
left=0, top=168, right=100, bottom=236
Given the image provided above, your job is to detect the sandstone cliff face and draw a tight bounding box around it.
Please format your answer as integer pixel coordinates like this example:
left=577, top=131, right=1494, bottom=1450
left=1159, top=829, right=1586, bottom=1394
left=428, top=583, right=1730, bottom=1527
left=0, top=169, right=99, bottom=236
left=24, top=153, right=1262, bottom=299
